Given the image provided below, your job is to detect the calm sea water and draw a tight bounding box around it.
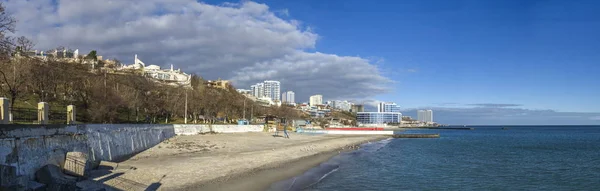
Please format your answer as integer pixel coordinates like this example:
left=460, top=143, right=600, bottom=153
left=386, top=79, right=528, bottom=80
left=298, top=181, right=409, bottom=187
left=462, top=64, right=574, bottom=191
left=269, top=126, right=600, bottom=191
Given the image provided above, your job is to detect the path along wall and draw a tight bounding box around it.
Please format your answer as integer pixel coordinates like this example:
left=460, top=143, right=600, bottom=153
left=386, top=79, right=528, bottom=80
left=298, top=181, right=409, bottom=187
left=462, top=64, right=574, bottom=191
left=0, top=124, right=262, bottom=179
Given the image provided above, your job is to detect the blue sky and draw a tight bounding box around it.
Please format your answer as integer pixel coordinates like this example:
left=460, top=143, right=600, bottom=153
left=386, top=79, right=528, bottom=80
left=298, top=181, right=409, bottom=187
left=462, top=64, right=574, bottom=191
left=241, top=0, right=600, bottom=124
left=9, top=0, right=599, bottom=125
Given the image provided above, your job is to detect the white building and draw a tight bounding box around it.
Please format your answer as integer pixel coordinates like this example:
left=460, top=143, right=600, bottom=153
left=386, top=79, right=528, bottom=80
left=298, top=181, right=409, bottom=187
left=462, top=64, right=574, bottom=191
left=329, top=100, right=353, bottom=112
left=378, top=102, right=401, bottom=113
left=356, top=112, right=402, bottom=125
left=263, top=81, right=281, bottom=101
left=251, top=83, right=264, bottom=98
left=281, top=91, right=295, bottom=104
left=417, top=110, right=434, bottom=122
left=123, top=54, right=191, bottom=86
left=309, top=95, right=323, bottom=106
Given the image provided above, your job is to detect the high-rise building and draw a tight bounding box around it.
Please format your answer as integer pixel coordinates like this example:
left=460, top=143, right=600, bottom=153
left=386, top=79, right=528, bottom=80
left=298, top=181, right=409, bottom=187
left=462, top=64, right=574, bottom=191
left=309, top=95, right=323, bottom=106
left=378, top=102, right=401, bottom=113
left=263, top=81, right=281, bottom=101
left=351, top=105, right=365, bottom=113
left=281, top=91, right=295, bottom=104
left=250, top=83, right=264, bottom=98
left=281, top=92, right=287, bottom=103
left=417, top=110, right=434, bottom=122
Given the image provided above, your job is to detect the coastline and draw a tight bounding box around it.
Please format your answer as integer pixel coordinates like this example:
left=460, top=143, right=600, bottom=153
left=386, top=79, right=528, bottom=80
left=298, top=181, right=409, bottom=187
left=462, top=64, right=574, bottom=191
left=179, top=135, right=386, bottom=191
left=92, top=132, right=386, bottom=191
left=187, top=147, right=352, bottom=191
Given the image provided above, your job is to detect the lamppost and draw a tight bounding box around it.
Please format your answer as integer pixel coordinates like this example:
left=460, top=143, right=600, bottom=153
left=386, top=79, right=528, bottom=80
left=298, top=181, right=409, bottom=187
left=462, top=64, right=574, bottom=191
left=184, top=89, right=188, bottom=124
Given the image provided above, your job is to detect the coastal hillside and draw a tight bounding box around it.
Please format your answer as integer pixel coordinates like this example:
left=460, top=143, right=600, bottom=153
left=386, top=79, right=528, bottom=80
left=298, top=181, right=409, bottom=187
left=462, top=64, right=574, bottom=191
left=0, top=54, right=299, bottom=124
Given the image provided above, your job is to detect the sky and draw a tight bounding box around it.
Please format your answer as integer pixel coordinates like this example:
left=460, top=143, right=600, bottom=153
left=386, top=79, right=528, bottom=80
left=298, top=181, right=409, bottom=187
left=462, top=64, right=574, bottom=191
left=4, top=0, right=600, bottom=125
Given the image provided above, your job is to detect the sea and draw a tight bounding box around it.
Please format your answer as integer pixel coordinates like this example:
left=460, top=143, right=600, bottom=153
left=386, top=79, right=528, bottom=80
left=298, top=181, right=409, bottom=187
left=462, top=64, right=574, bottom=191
left=268, top=126, right=600, bottom=191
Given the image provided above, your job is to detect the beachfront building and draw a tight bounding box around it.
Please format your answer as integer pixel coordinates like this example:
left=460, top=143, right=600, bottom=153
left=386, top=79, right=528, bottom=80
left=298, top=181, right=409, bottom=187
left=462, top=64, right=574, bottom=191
left=281, top=91, right=295, bottom=104
left=356, top=112, right=402, bottom=125
left=417, top=110, right=434, bottom=122
left=309, top=95, right=323, bottom=106
left=378, top=102, right=401, bottom=113
left=122, top=54, right=191, bottom=86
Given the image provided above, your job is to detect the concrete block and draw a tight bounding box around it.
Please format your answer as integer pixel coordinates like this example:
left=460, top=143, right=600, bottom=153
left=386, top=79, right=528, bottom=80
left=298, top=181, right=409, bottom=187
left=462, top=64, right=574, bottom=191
left=63, top=152, right=88, bottom=177
left=0, top=164, right=17, bottom=187
left=35, top=164, right=77, bottom=190
left=27, top=180, right=46, bottom=191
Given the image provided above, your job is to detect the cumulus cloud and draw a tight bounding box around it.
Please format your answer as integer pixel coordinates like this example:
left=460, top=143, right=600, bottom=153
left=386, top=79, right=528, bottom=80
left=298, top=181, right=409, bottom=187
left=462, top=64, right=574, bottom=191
left=5, top=0, right=391, bottom=101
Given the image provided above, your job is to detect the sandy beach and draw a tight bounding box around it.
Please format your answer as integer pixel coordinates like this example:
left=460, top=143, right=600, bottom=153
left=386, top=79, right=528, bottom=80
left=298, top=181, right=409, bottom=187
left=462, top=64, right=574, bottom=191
left=88, top=132, right=385, bottom=191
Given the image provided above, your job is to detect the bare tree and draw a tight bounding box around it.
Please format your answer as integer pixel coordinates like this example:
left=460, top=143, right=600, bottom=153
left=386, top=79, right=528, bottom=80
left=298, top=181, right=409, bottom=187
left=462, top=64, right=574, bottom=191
left=0, top=58, right=33, bottom=110
left=0, top=2, right=15, bottom=59
left=15, top=36, right=34, bottom=52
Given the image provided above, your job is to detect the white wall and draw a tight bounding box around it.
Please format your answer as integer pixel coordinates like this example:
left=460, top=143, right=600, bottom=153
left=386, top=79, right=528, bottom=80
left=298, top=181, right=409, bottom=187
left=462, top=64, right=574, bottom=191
left=173, top=124, right=263, bottom=135
left=0, top=124, right=262, bottom=179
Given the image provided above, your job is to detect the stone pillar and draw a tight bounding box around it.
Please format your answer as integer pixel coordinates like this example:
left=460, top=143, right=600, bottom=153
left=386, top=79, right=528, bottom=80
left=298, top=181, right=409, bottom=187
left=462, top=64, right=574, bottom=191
left=67, top=105, right=76, bottom=125
left=0, top=98, right=8, bottom=124
left=38, top=102, right=48, bottom=125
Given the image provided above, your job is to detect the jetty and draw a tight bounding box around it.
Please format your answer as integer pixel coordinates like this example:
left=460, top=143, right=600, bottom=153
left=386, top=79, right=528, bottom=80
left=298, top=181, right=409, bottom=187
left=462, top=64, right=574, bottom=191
left=391, top=134, right=440, bottom=138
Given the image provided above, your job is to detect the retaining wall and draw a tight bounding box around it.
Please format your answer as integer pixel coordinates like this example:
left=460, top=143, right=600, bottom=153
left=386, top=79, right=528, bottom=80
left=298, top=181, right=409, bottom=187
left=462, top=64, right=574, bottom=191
left=0, top=124, right=262, bottom=179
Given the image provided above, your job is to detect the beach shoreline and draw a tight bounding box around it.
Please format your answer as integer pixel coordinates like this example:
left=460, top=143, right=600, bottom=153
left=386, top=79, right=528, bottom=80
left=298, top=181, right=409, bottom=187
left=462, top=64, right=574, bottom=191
left=90, top=132, right=386, bottom=191
left=186, top=147, right=354, bottom=191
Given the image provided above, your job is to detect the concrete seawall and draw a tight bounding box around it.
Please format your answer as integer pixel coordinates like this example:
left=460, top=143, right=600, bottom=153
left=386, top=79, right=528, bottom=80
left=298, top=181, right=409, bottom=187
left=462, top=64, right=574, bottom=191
left=0, top=124, right=264, bottom=179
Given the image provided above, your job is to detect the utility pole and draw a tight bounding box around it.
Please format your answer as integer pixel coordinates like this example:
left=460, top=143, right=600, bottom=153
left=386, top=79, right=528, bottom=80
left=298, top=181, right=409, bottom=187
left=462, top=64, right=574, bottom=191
left=184, top=90, right=188, bottom=124
left=243, top=97, right=246, bottom=120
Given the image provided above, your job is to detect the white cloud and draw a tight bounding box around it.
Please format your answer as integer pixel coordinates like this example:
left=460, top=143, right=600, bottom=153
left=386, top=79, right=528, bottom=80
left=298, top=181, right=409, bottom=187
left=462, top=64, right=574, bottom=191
left=5, top=0, right=391, bottom=101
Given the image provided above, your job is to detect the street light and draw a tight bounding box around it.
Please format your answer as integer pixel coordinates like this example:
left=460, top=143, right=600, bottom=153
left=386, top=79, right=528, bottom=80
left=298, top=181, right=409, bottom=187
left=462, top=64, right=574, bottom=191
left=184, top=89, right=188, bottom=124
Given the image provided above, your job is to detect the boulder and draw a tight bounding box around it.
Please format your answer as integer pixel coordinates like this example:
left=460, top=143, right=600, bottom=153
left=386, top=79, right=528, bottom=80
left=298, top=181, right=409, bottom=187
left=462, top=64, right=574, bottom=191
left=0, top=164, right=17, bottom=187
left=64, top=151, right=89, bottom=177
left=35, top=164, right=78, bottom=191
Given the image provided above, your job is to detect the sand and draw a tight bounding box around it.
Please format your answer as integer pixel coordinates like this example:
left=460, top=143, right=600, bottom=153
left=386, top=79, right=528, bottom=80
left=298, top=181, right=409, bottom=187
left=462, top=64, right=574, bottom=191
left=89, top=132, right=385, bottom=191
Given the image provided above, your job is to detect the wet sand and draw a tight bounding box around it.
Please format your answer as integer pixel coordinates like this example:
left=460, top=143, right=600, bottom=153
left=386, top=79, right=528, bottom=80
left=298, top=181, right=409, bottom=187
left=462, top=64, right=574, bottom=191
left=93, top=132, right=385, bottom=190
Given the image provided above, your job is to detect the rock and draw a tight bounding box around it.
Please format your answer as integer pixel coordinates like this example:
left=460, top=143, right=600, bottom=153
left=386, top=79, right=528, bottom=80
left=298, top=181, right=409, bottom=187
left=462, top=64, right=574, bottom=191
left=35, top=164, right=78, bottom=191
left=64, top=152, right=89, bottom=177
